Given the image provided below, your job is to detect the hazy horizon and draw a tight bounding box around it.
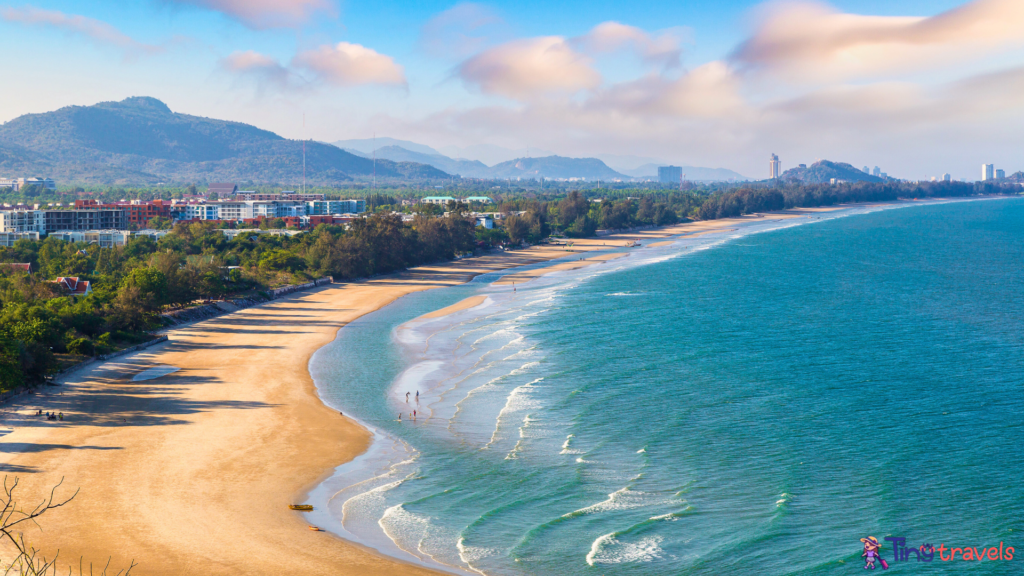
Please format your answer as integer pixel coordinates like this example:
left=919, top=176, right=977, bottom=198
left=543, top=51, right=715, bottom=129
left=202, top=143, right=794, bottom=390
left=2, top=0, right=1022, bottom=181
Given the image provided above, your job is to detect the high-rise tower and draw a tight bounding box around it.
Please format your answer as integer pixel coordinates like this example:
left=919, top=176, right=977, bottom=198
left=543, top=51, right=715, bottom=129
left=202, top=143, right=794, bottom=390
left=769, top=154, right=781, bottom=179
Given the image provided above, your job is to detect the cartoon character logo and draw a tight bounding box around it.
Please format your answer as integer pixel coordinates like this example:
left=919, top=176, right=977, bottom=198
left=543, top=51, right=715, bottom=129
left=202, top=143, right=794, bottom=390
left=861, top=536, right=888, bottom=570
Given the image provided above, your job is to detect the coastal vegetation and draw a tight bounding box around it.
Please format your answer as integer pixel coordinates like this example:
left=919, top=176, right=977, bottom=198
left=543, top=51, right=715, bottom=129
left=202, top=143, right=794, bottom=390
left=0, top=210, right=476, bottom=392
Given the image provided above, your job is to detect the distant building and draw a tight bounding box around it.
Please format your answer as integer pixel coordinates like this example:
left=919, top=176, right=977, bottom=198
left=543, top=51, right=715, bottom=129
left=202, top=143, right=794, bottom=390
left=0, top=210, right=45, bottom=233
left=476, top=216, right=494, bottom=229
left=207, top=183, right=238, bottom=197
left=307, top=199, right=365, bottom=215
left=942, top=173, right=952, bottom=182
left=235, top=191, right=326, bottom=201
left=996, top=169, right=1005, bottom=179
left=769, top=154, right=781, bottom=179
left=863, top=166, right=870, bottom=174
left=52, top=277, right=91, bottom=296
left=0, top=178, right=56, bottom=192
left=44, top=209, right=127, bottom=232
left=872, top=167, right=882, bottom=177
left=658, top=166, right=683, bottom=184
left=982, top=164, right=995, bottom=181
left=0, top=232, right=39, bottom=247
left=464, top=196, right=494, bottom=204
left=421, top=196, right=456, bottom=205
left=0, top=262, right=32, bottom=273
left=49, top=230, right=130, bottom=248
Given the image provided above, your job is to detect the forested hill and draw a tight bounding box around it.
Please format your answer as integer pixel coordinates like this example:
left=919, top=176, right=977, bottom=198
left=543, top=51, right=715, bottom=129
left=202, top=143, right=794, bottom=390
left=781, top=160, right=882, bottom=184
left=487, top=156, right=627, bottom=180
left=0, top=97, right=448, bottom=185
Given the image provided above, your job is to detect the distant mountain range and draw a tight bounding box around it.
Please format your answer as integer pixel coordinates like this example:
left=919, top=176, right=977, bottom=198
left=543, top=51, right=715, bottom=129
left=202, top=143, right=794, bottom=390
left=331, top=139, right=750, bottom=182
left=0, top=97, right=751, bottom=186
left=0, top=97, right=448, bottom=185
left=781, top=160, right=883, bottom=184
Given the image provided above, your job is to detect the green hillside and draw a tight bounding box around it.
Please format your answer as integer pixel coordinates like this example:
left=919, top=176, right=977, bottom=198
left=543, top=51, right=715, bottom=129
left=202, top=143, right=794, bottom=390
left=0, top=97, right=448, bottom=185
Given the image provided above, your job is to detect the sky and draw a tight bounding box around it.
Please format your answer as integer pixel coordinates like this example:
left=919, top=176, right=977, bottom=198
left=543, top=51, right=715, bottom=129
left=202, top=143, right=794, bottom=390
left=1, top=0, right=1022, bottom=180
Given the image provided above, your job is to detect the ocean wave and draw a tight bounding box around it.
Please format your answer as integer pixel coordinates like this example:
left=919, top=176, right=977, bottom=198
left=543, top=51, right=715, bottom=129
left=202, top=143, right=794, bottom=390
left=378, top=504, right=432, bottom=563
left=485, top=377, right=544, bottom=447
left=559, top=434, right=583, bottom=455
left=456, top=536, right=497, bottom=575
left=562, top=487, right=654, bottom=518
left=586, top=534, right=665, bottom=565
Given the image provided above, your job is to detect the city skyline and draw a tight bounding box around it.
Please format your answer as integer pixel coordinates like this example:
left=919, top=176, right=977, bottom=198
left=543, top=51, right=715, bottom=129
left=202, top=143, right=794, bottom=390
left=1, top=0, right=1023, bottom=180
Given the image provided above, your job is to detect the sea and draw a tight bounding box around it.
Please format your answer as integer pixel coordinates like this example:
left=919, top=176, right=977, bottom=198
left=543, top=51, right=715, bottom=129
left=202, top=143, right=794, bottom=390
left=308, top=197, right=1024, bottom=575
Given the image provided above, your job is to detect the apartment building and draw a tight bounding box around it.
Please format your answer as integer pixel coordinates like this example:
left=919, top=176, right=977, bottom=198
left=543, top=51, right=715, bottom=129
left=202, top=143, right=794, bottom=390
left=0, top=231, right=40, bottom=246
left=44, top=209, right=126, bottom=231
left=307, top=199, right=365, bottom=214
left=75, top=199, right=172, bottom=226
left=0, top=210, right=45, bottom=233
left=49, top=230, right=130, bottom=248
left=236, top=191, right=326, bottom=201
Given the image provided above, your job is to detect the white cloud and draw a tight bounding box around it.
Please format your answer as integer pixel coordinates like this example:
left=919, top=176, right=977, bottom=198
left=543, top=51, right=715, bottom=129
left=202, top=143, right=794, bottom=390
left=166, top=0, right=335, bottom=29
left=1, top=7, right=161, bottom=56
left=574, top=22, right=687, bottom=69
left=732, top=0, right=1024, bottom=82
left=458, top=36, right=600, bottom=99
left=292, top=42, right=407, bottom=87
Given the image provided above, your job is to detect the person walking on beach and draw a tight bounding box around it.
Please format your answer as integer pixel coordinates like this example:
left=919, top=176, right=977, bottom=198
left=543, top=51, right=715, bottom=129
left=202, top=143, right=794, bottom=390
left=58, top=412, right=63, bottom=421
left=413, top=410, right=417, bottom=420
left=398, top=413, right=402, bottom=421
left=416, top=390, right=419, bottom=402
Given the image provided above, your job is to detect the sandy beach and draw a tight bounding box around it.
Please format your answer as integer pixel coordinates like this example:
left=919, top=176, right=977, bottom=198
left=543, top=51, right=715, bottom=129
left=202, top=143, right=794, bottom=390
left=0, top=208, right=861, bottom=574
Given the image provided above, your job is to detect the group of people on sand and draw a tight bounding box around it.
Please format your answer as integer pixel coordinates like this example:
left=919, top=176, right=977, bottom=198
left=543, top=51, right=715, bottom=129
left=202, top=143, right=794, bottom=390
left=37, top=409, right=63, bottom=421
left=398, top=390, right=420, bottom=422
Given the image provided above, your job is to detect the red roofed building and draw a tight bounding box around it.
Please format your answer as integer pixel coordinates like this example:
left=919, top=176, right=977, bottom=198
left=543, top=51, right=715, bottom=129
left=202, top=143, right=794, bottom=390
left=52, top=276, right=92, bottom=296
left=0, top=263, right=32, bottom=274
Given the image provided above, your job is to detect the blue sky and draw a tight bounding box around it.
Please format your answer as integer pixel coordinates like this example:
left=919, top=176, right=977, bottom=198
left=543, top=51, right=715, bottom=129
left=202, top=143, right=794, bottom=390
left=1, top=0, right=1022, bottom=179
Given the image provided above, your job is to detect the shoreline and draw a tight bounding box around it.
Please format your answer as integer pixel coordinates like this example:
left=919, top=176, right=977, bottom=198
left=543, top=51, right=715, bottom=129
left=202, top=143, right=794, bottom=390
left=299, top=194, right=1024, bottom=573
left=1, top=195, right=1013, bottom=574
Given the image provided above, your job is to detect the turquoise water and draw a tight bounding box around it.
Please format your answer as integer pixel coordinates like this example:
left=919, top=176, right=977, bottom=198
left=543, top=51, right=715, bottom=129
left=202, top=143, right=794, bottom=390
left=310, top=198, right=1024, bottom=575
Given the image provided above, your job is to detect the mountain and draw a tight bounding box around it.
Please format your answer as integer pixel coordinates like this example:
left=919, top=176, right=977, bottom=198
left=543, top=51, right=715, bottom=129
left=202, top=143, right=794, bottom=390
left=364, top=145, right=492, bottom=178
left=487, top=156, right=627, bottom=180
left=332, top=137, right=443, bottom=157
left=781, top=160, right=883, bottom=184
left=0, top=97, right=449, bottom=185
left=331, top=142, right=629, bottom=180
left=437, top=144, right=557, bottom=166
left=621, top=163, right=751, bottom=181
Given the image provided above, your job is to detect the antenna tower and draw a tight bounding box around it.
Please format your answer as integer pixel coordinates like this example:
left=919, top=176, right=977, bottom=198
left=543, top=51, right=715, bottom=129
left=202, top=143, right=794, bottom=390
left=302, top=114, right=306, bottom=195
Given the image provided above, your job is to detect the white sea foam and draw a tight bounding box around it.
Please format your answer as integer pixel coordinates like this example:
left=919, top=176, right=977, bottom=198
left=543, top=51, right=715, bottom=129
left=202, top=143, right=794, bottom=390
left=505, top=439, right=525, bottom=460
left=564, top=487, right=650, bottom=517
left=485, top=377, right=544, bottom=447
left=586, top=534, right=664, bottom=565
left=456, top=536, right=497, bottom=575
left=378, top=504, right=432, bottom=562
